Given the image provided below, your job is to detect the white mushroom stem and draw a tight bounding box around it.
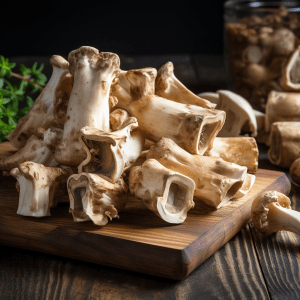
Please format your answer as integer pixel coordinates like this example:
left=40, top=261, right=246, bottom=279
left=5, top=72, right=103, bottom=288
left=265, top=91, right=300, bottom=132
left=0, top=135, right=58, bottom=171
left=280, top=45, right=300, bottom=91
left=147, top=138, right=247, bottom=209
left=112, top=67, right=225, bottom=155
left=268, top=122, right=300, bottom=168
left=233, top=174, right=256, bottom=199
left=129, top=159, right=195, bottom=224
left=10, top=162, right=71, bottom=217
left=55, top=47, right=120, bottom=166
left=78, top=120, right=144, bottom=183
left=155, top=62, right=216, bottom=109
left=67, top=173, right=128, bottom=226
left=205, top=137, right=259, bottom=173
left=216, top=90, right=257, bottom=137
left=251, top=191, right=300, bottom=235
left=7, top=55, right=71, bottom=149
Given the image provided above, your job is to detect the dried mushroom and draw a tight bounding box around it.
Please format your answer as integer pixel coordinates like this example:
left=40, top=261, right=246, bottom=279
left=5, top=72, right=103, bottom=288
left=7, top=55, right=72, bottom=149
left=265, top=91, right=300, bottom=132
left=129, top=159, right=195, bottom=224
left=55, top=47, right=120, bottom=166
left=252, top=191, right=300, bottom=236
left=146, top=138, right=247, bottom=209
left=68, top=173, right=127, bottom=226
left=155, top=61, right=216, bottom=109
left=11, top=162, right=71, bottom=217
left=268, top=122, right=300, bottom=168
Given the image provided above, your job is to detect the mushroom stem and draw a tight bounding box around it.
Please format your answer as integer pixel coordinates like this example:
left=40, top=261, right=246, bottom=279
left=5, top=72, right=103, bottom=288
left=7, top=55, right=71, bottom=149
left=147, top=138, right=247, bottom=209
left=268, top=204, right=300, bottom=236
left=129, top=159, right=195, bottom=224
left=0, top=135, right=58, bottom=172
left=78, top=120, right=144, bottom=183
left=155, top=62, right=216, bottom=109
left=251, top=191, right=300, bottom=235
left=55, top=47, right=120, bottom=166
left=114, top=68, right=225, bottom=155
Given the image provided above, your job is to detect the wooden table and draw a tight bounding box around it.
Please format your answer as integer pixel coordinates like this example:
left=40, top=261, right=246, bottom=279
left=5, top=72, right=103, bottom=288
left=1, top=55, right=300, bottom=300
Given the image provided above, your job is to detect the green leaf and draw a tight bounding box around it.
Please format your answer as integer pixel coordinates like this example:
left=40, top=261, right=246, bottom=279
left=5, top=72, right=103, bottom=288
left=29, top=83, right=40, bottom=94
left=4, top=79, right=14, bottom=92
left=37, top=63, right=44, bottom=73
left=26, top=96, right=34, bottom=106
left=2, top=98, right=10, bottom=105
left=8, top=116, right=17, bottom=126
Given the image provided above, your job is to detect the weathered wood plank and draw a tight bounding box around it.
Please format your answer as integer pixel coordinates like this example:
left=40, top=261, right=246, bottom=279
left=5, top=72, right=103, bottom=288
left=250, top=222, right=300, bottom=300
left=0, top=225, right=270, bottom=300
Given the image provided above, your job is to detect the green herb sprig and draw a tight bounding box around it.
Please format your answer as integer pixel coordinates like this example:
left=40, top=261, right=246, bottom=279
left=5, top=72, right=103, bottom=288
left=0, top=56, right=47, bottom=142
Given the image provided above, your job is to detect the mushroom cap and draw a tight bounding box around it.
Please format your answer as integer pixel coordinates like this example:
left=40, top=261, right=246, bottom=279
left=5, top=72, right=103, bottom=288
left=49, top=55, right=69, bottom=70
left=251, top=190, right=291, bottom=234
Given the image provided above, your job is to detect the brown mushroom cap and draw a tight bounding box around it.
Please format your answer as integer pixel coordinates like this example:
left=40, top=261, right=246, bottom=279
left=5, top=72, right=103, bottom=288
left=251, top=190, right=291, bottom=234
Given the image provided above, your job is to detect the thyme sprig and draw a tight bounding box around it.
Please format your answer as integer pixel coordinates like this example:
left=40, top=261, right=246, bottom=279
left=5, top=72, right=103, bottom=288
left=0, top=56, right=47, bottom=142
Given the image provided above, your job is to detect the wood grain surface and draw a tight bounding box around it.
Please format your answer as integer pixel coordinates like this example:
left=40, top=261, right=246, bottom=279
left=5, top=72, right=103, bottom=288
left=0, top=225, right=271, bottom=300
left=0, top=140, right=291, bottom=280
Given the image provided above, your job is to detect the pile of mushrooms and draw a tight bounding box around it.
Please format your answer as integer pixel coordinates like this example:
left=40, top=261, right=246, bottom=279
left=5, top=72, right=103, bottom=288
left=225, top=6, right=300, bottom=111
left=1, top=46, right=260, bottom=226
left=200, top=46, right=300, bottom=187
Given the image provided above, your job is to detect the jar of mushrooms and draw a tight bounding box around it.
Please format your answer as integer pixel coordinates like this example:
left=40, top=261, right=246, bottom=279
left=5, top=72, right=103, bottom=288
left=224, top=1, right=300, bottom=111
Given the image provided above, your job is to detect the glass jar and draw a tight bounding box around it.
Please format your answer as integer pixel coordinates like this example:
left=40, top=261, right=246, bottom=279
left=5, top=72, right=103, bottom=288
left=224, top=1, right=300, bottom=111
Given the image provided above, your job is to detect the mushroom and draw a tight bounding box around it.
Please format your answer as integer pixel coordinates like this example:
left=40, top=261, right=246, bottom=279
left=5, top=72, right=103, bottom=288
left=242, top=45, right=263, bottom=64
left=241, top=64, right=276, bottom=88
left=265, top=91, right=300, bottom=132
left=197, top=92, right=220, bottom=106
left=204, top=137, right=259, bottom=173
left=251, top=190, right=300, bottom=236
left=112, top=67, right=225, bottom=155
left=129, top=159, right=195, bottom=224
left=146, top=138, right=247, bottom=209
left=290, top=158, right=300, bottom=185
left=280, top=46, right=300, bottom=91
left=155, top=62, right=216, bottom=109
left=268, top=122, right=300, bottom=168
left=233, top=174, right=256, bottom=199
left=0, top=135, right=58, bottom=172
left=215, top=90, right=257, bottom=137
left=7, top=55, right=72, bottom=149
left=272, top=28, right=296, bottom=57
left=10, top=162, right=71, bottom=217
left=55, top=47, right=120, bottom=166
left=67, top=173, right=128, bottom=226
left=77, top=119, right=144, bottom=183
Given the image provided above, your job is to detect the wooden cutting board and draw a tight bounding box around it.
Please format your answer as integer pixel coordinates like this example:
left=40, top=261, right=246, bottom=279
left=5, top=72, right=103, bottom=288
left=0, top=142, right=291, bottom=280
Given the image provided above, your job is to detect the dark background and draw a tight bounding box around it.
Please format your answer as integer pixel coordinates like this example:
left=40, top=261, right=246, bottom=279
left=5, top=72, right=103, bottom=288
left=2, top=0, right=227, bottom=57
